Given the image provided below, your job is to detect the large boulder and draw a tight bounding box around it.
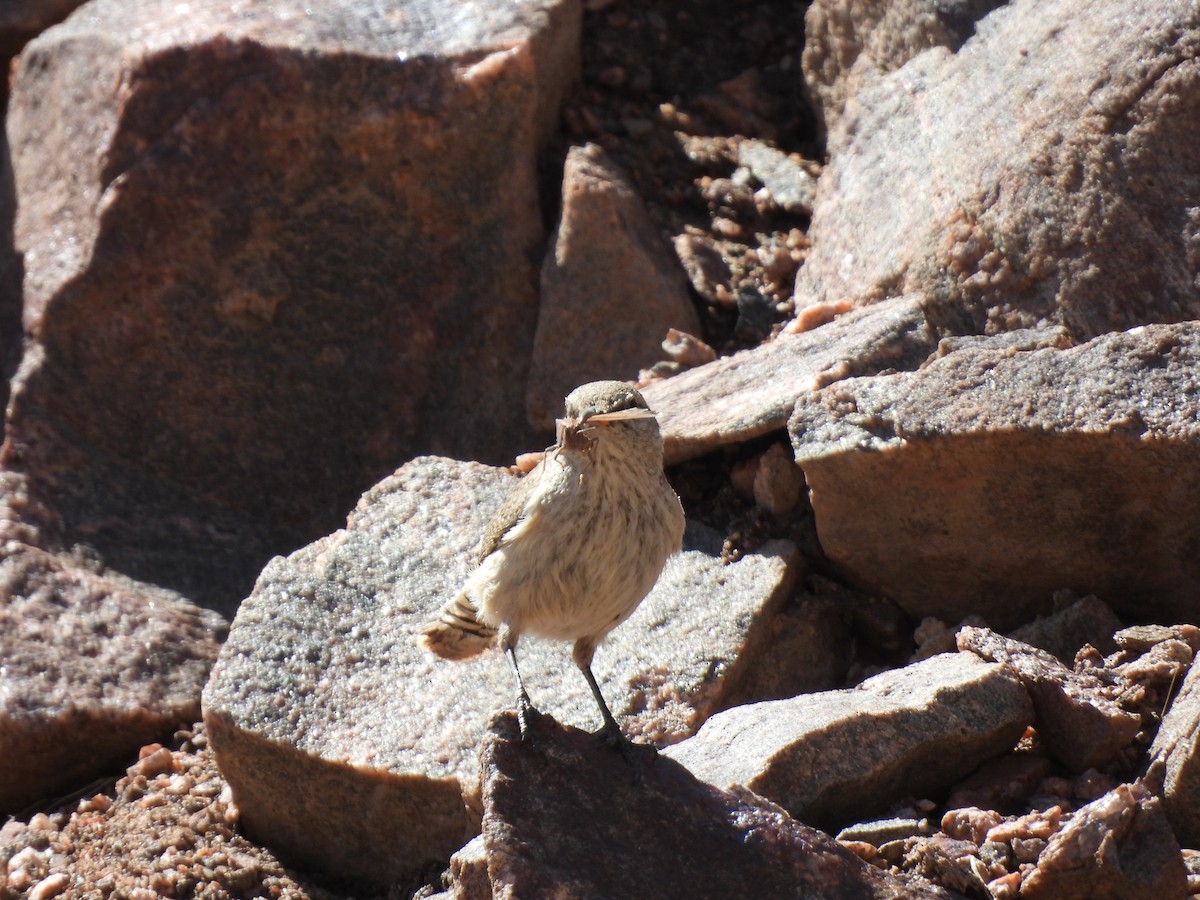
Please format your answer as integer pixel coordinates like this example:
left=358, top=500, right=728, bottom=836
left=4, top=0, right=580, bottom=607
left=797, top=0, right=1200, bottom=341
left=790, top=323, right=1200, bottom=627
left=203, top=456, right=800, bottom=888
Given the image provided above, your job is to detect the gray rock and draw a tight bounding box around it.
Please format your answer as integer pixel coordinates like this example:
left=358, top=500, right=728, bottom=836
left=1019, top=782, right=1187, bottom=900
left=644, top=292, right=938, bottom=465
left=481, top=712, right=963, bottom=900
left=790, top=324, right=1200, bottom=627
left=958, top=628, right=1141, bottom=773
left=1148, top=653, right=1200, bottom=848
left=801, top=0, right=1003, bottom=139
left=202, top=456, right=800, bottom=888
left=736, top=140, right=817, bottom=216
left=0, top=543, right=225, bottom=814
left=4, top=0, right=579, bottom=608
left=797, top=0, right=1200, bottom=341
left=527, top=143, right=700, bottom=431
left=664, top=651, right=1031, bottom=831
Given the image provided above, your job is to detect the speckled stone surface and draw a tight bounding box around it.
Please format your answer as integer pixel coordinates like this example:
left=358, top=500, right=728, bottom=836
left=203, top=455, right=799, bottom=886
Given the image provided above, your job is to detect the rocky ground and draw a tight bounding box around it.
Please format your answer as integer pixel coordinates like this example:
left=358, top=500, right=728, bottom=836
left=5, top=0, right=1200, bottom=897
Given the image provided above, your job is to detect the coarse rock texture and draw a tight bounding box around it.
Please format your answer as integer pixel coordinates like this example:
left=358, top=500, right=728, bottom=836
left=1148, top=650, right=1200, bottom=848
left=0, top=543, right=226, bottom=815
left=3, top=0, right=580, bottom=609
left=801, top=0, right=1004, bottom=140
left=644, top=292, right=939, bottom=465
left=796, top=0, right=1200, bottom=341
left=526, top=142, right=700, bottom=431
left=476, top=711, right=963, bottom=900
left=664, top=651, right=1032, bottom=831
left=1018, top=782, right=1187, bottom=900
left=958, top=628, right=1142, bottom=774
left=791, top=323, right=1200, bottom=628
left=202, top=456, right=800, bottom=889
left=1009, top=593, right=1122, bottom=665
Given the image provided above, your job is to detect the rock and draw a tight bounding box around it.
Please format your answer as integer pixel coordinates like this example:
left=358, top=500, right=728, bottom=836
left=202, top=456, right=800, bottom=888
left=958, top=628, right=1142, bottom=773
left=4, top=0, right=579, bottom=608
left=0, top=116, right=18, bottom=418
left=672, top=232, right=732, bottom=306
left=664, top=651, right=1031, bottom=831
left=1148, top=652, right=1200, bottom=848
left=945, top=753, right=1055, bottom=816
left=736, top=140, right=817, bottom=216
left=1019, top=782, right=1187, bottom=900
left=790, top=324, right=1200, bottom=628
left=801, top=0, right=1003, bottom=139
left=796, top=0, right=1200, bottom=340
left=445, top=835, right=491, bottom=900
left=0, top=543, right=225, bottom=814
left=1009, top=593, right=1122, bottom=664
left=480, top=712, right=963, bottom=899
left=644, top=292, right=938, bottom=465
left=526, top=143, right=700, bottom=431
left=0, top=0, right=86, bottom=55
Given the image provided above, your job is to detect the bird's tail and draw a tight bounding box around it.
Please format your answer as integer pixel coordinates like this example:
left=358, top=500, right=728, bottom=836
left=419, top=592, right=497, bottom=661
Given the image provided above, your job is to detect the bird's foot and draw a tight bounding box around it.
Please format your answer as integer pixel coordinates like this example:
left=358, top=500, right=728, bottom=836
left=515, top=690, right=537, bottom=744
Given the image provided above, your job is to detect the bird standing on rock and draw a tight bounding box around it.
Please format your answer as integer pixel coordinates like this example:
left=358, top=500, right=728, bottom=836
left=419, top=380, right=685, bottom=745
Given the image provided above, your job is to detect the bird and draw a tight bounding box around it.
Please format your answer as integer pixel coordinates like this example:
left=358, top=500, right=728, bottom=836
left=419, top=379, right=685, bottom=745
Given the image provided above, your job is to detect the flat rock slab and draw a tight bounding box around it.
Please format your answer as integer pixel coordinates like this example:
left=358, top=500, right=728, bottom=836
left=643, top=292, right=938, bottom=465
left=664, top=651, right=1031, bottom=831
left=4, top=0, right=578, bottom=607
left=202, top=456, right=799, bottom=888
left=480, top=712, right=963, bottom=900
left=526, top=143, right=699, bottom=431
left=1148, top=652, right=1200, bottom=848
left=0, top=542, right=225, bottom=814
left=1019, top=782, right=1186, bottom=900
left=797, top=0, right=1200, bottom=340
left=958, top=628, right=1141, bottom=773
left=791, top=323, right=1200, bottom=628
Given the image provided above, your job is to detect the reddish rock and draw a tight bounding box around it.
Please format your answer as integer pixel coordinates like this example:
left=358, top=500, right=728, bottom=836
left=801, top=0, right=1004, bottom=139
left=958, top=628, right=1141, bottom=773
left=791, top=324, right=1200, bottom=628
left=203, top=456, right=800, bottom=888
left=644, top=292, right=938, bottom=465
left=480, top=712, right=964, bottom=899
left=1019, top=782, right=1187, bottom=900
left=797, top=0, right=1200, bottom=340
left=1148, top=653, right=1200, bottom=848
left=526, top=143, right=700, bottom=431
left=0, top=543, right=225, bottom=814
left=664, top=651, right=1031, bottom=831
left=4, top=0, right=579, bottom=607
left=1009, top=593, right=1122, bottom=664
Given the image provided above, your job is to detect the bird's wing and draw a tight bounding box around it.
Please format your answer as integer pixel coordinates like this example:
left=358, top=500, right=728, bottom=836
left=477, top=465, right=539, bottom=563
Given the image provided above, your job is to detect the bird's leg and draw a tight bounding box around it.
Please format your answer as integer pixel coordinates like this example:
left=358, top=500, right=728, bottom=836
left=579, top=660, right=626, bottom=747
left=573, top=638, right=626, bottom=748
left=501, top=627, right=534, bottom=741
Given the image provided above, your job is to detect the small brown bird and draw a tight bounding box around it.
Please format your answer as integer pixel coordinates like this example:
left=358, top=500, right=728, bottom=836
left=419, top=380, right=685, bottom=744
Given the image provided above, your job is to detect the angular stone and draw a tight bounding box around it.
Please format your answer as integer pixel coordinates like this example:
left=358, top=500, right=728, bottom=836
left=1008, top=594, right=1122, bottom=664
left=4, top=0, right=579, bottom=607
left=644, top=293, right=938, bottom=465
left=481, top=712, right=962, bottom=900
left=1019, top=783, right=1187, bottom=900
left=0, top=543, right=225, bottom=814
left=664, top=652, right=1031, bottom=831
left=202, top=456, right=799, bottom=888
left=791, top=324, right=1200, bottom=628
left=526, top=143, right=700, bottom=431
left=797, top=0, right=1200, bottom=341
left=958, top=628, right=1141, bottom=773
left=1148, top=654, right=1200, bottom=848
left=801, top=0, right=1003, bottom=139
left=736, top=140, right=816, bottom=216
